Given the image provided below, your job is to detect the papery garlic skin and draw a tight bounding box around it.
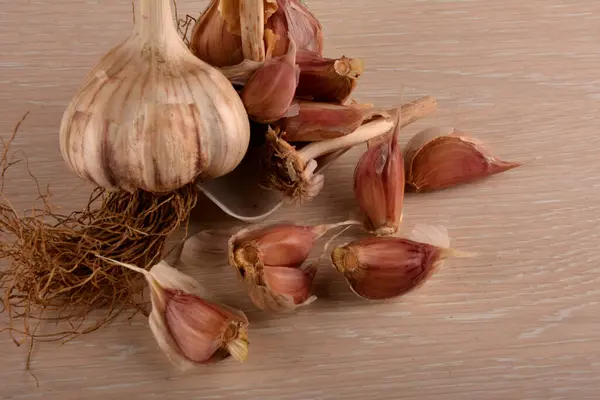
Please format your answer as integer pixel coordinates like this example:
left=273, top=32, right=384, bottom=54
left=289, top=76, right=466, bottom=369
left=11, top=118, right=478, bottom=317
left=404, top=126, right=521, bottom=192
left=266, top=0, right=324, bottom=58
left=60, top=0, right=250, bottom=193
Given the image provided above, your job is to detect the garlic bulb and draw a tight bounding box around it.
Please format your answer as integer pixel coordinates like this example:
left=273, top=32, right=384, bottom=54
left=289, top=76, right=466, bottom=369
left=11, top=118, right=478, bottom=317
left=59, top=0, right=250, bottom=193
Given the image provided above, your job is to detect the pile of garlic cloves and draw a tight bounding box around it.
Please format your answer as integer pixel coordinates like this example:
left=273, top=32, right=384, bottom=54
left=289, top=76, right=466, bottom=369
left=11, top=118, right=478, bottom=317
left=87, top=0, right=521, bottom=371
left=0, top=0, right=521, bottom=370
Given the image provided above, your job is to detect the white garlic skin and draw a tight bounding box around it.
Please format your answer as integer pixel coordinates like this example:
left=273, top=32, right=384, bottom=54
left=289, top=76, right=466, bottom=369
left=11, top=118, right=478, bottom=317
left=59, top=4, right=250, bottom=193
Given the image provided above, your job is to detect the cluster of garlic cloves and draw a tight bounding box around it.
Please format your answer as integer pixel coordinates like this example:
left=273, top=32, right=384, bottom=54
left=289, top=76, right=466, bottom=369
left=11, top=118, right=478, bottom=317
left=98, top=257, right=249, bottom=369
left=228, top=221, right=359, bottom=311
left=190, top=0, right=321, bottom=67
left=404, top=126, right=522, bottom=192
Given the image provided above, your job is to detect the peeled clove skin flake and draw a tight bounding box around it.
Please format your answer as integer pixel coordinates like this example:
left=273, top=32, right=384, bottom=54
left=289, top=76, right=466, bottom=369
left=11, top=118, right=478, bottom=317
left=294, top=50, right=364, bottom=104
left=404, top=126, right=522, bottom=192
left=353, top=110, right=405, bottom=236
left=331, top=224, right=464, bottom=300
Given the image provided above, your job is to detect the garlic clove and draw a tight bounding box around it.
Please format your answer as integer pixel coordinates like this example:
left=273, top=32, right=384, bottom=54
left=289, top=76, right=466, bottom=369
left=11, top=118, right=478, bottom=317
left=330, top=224, right=469, bottom=300
left=97, top=257, right=249, bottom=369
left=164, top=289, right=248, bottom=364
left=276, top=102, right=387, bottom=142
left=190, top=0, right=245, bottom=67
left=294, top=50, right=364, bottom=104
left=404, top=126, right=522, bottom=192
left=191, top=0, right=278, bottom=66
left=241, top=37, right=300, bottom=123
left=265, top=0, right=324, bottom=58
left=229, top=224, right=322, bottom=273
left=353, top=110, right=405, bottom=236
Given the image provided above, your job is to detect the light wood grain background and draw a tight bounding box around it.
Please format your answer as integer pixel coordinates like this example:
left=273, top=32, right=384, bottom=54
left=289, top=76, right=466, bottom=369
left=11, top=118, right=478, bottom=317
left=2, top=1, right=600, bottom=399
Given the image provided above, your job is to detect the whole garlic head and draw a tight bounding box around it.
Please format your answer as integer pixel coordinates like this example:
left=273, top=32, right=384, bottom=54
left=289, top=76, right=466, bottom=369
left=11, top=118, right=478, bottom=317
left=60, top=0, right=250, bottom=193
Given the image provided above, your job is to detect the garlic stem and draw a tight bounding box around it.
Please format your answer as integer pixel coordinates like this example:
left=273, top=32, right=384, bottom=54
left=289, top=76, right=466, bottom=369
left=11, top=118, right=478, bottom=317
left=298, top=118, right=394, bottom=162
left=135, top=0, right=177, bottom=41
left=96, top=254, right=168, bottom=305
left=397, top=96, right=437, bottom=129
left=240, top=0, right=266, bottom=61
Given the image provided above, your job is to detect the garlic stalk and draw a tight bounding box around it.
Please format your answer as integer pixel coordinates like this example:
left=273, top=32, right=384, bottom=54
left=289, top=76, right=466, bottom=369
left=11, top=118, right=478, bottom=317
left=240, top=0, right=267, bottom=61
left=60, top=0, right=250, bottom=193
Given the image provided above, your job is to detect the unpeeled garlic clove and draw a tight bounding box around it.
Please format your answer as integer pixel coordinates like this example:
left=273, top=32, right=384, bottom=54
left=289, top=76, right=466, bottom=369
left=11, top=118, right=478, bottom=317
left=404, top=126, right=522, bottom=192
left=98, top=257, right=249, bottom=369
left=265, top=0, right=324, bottom=58
left=276, top=102, right=387, bottom=142
left=228, top=221, right=357, bottom=311
left=190, top=0, right=244, bottom=67
left=353, top=111, right=405, bottom=236
left=295, top=50, right=364, bottom=104
left=330, top=224, right=467, bottom=300
left=241, top=38, right=300, bottom=123
left=190, top=0, right=278, bottom=66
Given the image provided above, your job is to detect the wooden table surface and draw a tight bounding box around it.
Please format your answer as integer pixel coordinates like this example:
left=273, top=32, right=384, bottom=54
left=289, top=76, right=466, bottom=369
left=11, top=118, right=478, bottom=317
left=2, top=1, right=599, bottom=399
